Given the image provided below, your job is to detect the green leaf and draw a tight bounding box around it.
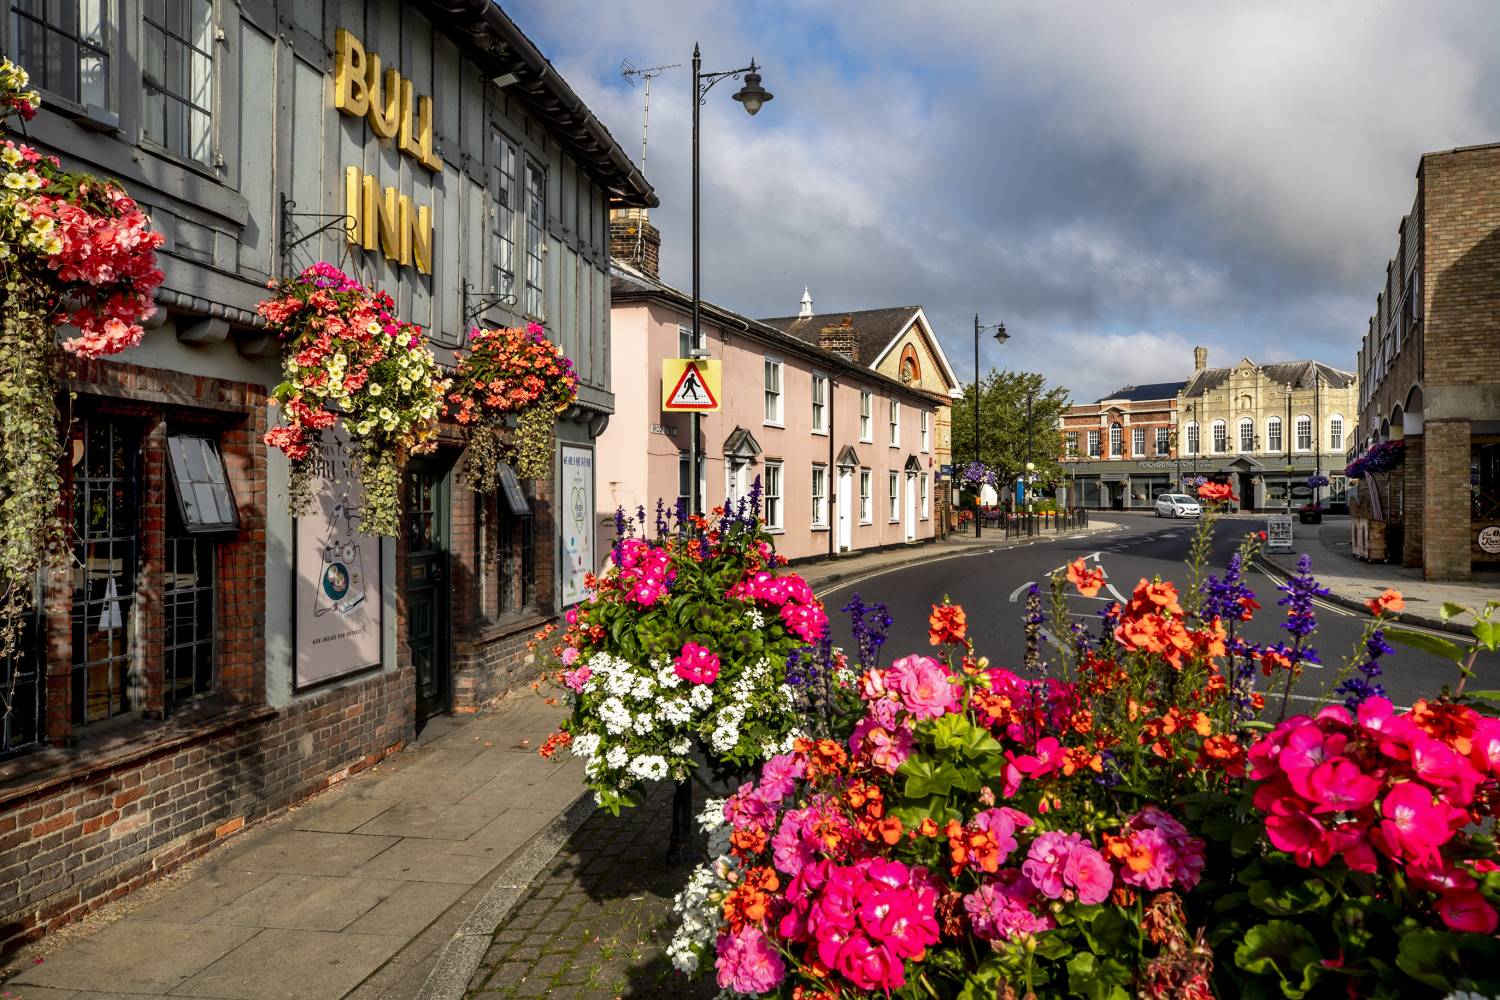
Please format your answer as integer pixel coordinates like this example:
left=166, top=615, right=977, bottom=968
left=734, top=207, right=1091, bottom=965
left=1235, top=921, right=1323, bottom=999
left=1396, top=929, right=1460, bottom=989
left=899, top=758, right=965, bottom=799
left=1232, top=822, right=1264, bottom=857
left=1440, top=601, right=1470, bottom=622
left=1249, top=878, right=1334, bottom=916
left=1066, top=952, right=1132, bottom=1000
left=1474, top=620, right=1500, bottom=653
left=1385, top=628, right=1466, bottom=664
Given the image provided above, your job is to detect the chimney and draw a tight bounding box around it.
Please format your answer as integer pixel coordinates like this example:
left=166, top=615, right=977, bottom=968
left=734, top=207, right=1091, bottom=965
left=609, top=207, right=661, bottom=279
left=1193, top=346, right=1208, bottom=372
left=819, top=316, right=858, bottom=360
left=799, top=287, right=813, bottom=319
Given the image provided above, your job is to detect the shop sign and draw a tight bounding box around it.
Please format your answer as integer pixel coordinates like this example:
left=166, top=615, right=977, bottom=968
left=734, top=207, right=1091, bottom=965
left=560, top=446, right=594, bottom=605
left=332, top=28, right=438, bottom=274
left=1479, top=525, right=1500, bottom=554
left=1266, top=514, right=1294, bottom=553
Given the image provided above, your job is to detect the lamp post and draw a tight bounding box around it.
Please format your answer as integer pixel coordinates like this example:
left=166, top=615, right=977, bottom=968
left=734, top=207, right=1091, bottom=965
left=1023, top=389, right=1034, bottom=512
left=688, top=44, right=771, bottom=519
left=973, top=315, right=1008, bottom=536
left=1284, top=384, right=1294, bottom=515
left=1187, top=402, right=1197, bottom=481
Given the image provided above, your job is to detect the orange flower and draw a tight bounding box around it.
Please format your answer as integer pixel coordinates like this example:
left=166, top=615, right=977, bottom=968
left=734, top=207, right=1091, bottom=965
left=1128, top=578, right=1183, bottom=617
left=928, top=602, right=968, bottom=646
left=1067, top=558, right=1106, bottom=597
left=1061, top=745, right=1103, bottom=776
left=1367, top=588, right=1405, bottom=617
left=730, top=827, right=769, bottom=855
left=1260, top=648, right=1293, bottom=676
left=918, top=817, right=940, bottom=838
left=722, top=866, right=780, bottom=929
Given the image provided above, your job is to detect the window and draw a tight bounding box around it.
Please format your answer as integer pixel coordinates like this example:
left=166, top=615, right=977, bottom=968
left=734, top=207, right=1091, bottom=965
left=858, top=391, right=873, bottom=442
left=1109, top=423, right=1122, bottom=457
left=921, top=410, right=931, bottom=452
left=492, top=134, right=519, bottom=301
left=811, top=374, right=828, bottom=434
left=496, top=463, right=534, bottom=613
left=1132, top=426, right=1145, bottom=456
left=677, top=452, right=706, bottom=515
left=143, top=0, right=215, bottom=164
left=888, top=471, right=900, bottom=522
left=166, top=436, right=239, bottom=533
left=1065, top=432, right=1078, bottom=458
left=1296, top=415, right=1313, bottom=451
left=888, top=399, right=900, bottom=446
left=763, top=461, right=783, bottom=530
left=1238, top=418, right=1254, bottom=453
left=1, top=576, right=43, bottom=756
left=763, top=357, right=783, bottom=424
left=163, top=527, right=215, bottom=706
left=1186, top=423, right=1199, bottom=456
left=811, top=465, right=828, bottom=527
left=920, top=474, right=930, bottom=519
left=1155, top=427, right=1169, bottom=455
left=71, top=419, right=140, bottom=725
left=11, top=0, right=109, bottom=109
left=1266, top=416, right=1282, bottom=453
left=1329, top=415, right=1344, bottom=452
left=523, top=160, right=545, bottom=317
left=859, top=469, right=872, bottom=523
left=677, top=323, right=704, bottom=358
left=1087, top=429, right=1101, bottom=457
left=1211, top=420, right=1227, bottom=454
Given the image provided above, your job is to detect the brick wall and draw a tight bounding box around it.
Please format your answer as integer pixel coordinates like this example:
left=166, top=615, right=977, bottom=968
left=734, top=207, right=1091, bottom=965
left=1422, top=419, right=1472, bottom=580
left=1422, top=145, right=1500, bottom=392
left=609, top=210, right=660, bottom=280
left=1402, top=437, right=1425, bottom=567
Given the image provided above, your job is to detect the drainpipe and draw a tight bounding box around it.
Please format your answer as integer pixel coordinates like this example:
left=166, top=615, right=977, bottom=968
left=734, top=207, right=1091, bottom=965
left=829, top=375, right=836, bottom=559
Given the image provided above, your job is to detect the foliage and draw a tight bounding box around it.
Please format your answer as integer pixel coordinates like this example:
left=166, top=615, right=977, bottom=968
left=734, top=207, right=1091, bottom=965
left=257, top=263, right=447, bottom=536
left=537, top=491, right=834, bottom=813
left=1345, top=440, right=1405, bottom=478
left=445, top=322, right=578, bottom=491
left=950, top=369, right=1069, bottom=488
left=0, top=58, right=163, bottom=669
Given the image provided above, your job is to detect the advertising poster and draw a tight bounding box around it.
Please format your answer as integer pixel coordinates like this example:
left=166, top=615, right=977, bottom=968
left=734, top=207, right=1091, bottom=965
left=295, top=427, right=382, bottom=688
left=560, top=445, right=594, bottom=606
left=1266, top=514, right=1295, bottom=553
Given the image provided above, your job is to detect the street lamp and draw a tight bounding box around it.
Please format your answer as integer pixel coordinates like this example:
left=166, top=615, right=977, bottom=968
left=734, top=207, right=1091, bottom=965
left=1024, top=460, right=1036, bottom=513
left=687, top=44, right=771, bottom=518
left=973, top=315, right=1008, bottom=537
left=1284, top=384, right=1294, bottom=515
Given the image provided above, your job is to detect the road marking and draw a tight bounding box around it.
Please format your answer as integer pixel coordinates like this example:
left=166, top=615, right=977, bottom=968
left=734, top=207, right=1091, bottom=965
left=1008, top=582, right=1034, bottom=603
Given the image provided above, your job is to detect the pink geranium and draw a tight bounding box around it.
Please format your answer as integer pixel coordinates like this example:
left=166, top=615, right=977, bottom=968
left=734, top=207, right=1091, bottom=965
left=1436, top=889, right=1500, bottom=934
left=1375, top=782, right=1457, bottom=865
left=887, top=655, right=958, bottom=719
left=561, top=664, right=590, bottom=693
left=715, top=925, right=785, bottom=993
left=1023, top=831, right=1112, bottom=904
left=756, top=753, right=807, bottom=803
left=673, top=642, right=720, bottom=685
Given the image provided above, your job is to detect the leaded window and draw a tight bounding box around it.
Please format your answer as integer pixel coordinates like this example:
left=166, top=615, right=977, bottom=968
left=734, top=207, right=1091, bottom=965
left=142, top=0, right=215, bottom=164
left=10, top=0, right=109, bottom=109
left=492, top=134, right=519, bottom=301
left=163, top=529, right=214, bottom=705
left=523, top=160, right=545, bottom=318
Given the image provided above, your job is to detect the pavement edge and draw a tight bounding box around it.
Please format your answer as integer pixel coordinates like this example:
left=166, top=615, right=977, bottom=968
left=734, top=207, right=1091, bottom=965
left=418, top=791, right=597, bottom=1000
left=1254, top=554, right=1470, bottom=637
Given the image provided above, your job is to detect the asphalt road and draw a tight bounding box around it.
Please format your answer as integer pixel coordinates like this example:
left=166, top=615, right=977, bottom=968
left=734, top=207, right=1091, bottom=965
left=821, top=513, right=1482, bottom=711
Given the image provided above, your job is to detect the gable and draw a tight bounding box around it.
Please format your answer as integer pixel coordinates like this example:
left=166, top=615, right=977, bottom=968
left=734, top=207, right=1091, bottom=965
left=869, top=309, right=960, bottom=396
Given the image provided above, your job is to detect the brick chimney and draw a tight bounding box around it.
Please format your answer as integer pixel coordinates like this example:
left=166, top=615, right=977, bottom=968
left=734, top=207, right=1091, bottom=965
left=1193, top=346, right=1208, bottom=372
left=819, top=316, right=858, bottom=360
left=609, top=207, right=661, bottom=279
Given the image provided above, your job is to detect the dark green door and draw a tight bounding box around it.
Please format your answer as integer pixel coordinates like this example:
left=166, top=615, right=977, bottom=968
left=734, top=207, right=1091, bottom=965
left=404, top=462, right=451, bottom=727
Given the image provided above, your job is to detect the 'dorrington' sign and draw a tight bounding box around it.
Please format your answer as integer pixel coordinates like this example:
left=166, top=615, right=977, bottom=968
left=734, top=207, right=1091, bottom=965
left=333, top=28, right=437, bottom=274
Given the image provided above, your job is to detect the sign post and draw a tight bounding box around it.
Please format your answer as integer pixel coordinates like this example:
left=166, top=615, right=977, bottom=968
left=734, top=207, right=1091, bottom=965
left=1266, top=514, right=1294, bottom=553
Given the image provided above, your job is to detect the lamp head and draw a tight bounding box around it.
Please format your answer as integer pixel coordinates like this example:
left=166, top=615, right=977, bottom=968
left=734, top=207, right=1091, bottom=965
left=732, top=63, right=772, bottom=115
left=993, top=322, right=1009, bottom=344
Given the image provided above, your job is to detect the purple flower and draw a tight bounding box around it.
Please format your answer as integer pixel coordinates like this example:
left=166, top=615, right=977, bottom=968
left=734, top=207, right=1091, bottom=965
left=1335, top=629, right=1392, bottom=710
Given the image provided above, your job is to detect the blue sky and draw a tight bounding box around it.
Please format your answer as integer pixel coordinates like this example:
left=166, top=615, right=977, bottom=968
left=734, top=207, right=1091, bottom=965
left=509, top=1, right=1500, bottom=402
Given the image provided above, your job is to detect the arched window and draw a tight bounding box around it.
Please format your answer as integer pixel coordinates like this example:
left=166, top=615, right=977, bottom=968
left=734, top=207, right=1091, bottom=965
left=1109, top=423, right=1122, bottom=457
left=1266, top=415, right=1282, bottom=453
left=1237, top=418, right=1255, bottom=453
left=1186, top=422, right=1199, bottom=456
left=1211, top=420, right=1227, bottom=454
left=1296, top=415, right=1312, bottom=451
left=1329, top=414, right=1344, bottom=452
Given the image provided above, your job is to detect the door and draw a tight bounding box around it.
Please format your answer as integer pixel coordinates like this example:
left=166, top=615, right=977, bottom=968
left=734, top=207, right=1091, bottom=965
left=905, top=473, right=917, bottom=541
left=836, top=468, right=853, bottom=551
left=404, top=461, right=451, bottom=728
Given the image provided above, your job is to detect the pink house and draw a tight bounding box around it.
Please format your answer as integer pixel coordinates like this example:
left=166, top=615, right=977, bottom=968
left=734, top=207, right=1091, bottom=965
left=600, top=262, right=941, bottom=562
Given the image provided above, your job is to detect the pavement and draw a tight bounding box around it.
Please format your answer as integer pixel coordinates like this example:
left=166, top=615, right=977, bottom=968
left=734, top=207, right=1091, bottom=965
left=0, top=516, right=1118, bottom=1000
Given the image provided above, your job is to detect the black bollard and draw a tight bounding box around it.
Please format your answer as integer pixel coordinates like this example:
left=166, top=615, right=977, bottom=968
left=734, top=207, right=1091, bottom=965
left=665, top=776, right=694, bottom=866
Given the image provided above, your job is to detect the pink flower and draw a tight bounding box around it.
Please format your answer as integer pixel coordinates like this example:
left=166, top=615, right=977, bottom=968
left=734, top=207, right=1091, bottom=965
left=849, top=718, right=914, bottom=773
left=964, top=874, right=1054, bottom=943
left=1062, top=842, right=1113, bottom=904
left=887, top=655, right=958, bottom=719
left=715, top=925, right=785, bottom=993
left=673, top=642, right=720, bottom=685
left=756, top=753, right=806, bottom=803
left=1375, top=782, right=1454, bottom=864
left=1303, top=758, right=1382, bottom=814
left=1022, top=831, right=1081, bottom=899
left=1264, top=810, right=1335, bottom=868
left=564, top=608, right=579, bottom=625
left=561, top=665, right=590, bottom=693
left=1436, top=889, right=1499, bottom=934
left=560, top=646, right=580, bottom=666
left=833, top=934, right=904, bottom=992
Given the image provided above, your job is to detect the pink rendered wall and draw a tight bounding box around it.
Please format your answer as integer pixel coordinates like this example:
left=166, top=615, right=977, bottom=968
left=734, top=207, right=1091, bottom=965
left=601, top=298, right=937, bottom=562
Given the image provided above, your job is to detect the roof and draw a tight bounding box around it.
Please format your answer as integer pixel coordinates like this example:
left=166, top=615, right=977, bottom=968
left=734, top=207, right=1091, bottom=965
left=414, top=1, right=656, bottom=208
left=610, top=266, right=942, bottom=406
left=758, top=307, right=922, bottom=368
left=1182, top=360, right=1356, bottom=398
left=1096, top=381, right=1186, bottom=403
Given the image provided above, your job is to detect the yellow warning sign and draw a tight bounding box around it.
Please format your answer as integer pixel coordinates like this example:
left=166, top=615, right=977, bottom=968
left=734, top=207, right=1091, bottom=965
left=662, top=358, right=721, bottom=412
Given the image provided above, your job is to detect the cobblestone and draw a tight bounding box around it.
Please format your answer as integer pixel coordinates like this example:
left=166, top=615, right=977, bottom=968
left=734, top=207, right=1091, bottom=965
left=464, top=783, right=716, bottom=999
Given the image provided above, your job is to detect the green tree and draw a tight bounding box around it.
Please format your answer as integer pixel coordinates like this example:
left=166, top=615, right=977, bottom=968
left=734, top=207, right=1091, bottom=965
left=949, top=369, right=1070, bottom=501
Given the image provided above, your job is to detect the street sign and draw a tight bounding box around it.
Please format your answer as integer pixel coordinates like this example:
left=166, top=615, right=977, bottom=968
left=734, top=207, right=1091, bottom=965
left=940, top=464, right=954, bottom=476
left=1266, top=514, right=1294, bottom=553
left=661, top=358, right=721, bottom=412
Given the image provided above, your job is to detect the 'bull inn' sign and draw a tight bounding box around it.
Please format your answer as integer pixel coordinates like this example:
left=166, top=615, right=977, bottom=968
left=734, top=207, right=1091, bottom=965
left=333, top=28, right=437, bottom=274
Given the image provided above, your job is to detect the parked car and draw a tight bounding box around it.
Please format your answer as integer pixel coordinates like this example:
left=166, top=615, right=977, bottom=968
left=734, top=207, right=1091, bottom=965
left=1154, top=493, right=1202, bottom=518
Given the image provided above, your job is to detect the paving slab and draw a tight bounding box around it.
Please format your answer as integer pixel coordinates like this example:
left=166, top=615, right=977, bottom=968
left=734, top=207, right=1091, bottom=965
left=213, top=830, right=399, bottom=877
left=349, top=840, right=505, bottom=885
left=342, top=881, right=469, bottom=939
left=12, top=921, right=258, bottom=994
left=202, top=874, right=405, bottom=932
left=290, top=794, right=398, bottom=834
left=171, top=928, right=406, bottom=1000
left=353, top=802, right=499, bottom=841
left=0, top=986, right=81, bottom=1000
left=128, top=869, right=276, bottom=924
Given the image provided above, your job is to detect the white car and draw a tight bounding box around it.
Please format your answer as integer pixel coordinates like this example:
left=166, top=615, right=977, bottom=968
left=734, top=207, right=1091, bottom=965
left=1155, top=493, right=1202, bottom=518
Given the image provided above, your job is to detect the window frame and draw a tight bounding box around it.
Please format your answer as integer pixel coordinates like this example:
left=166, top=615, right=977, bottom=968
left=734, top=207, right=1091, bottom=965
left=1109, top=423, right=1122, bottom=457
left=677, top=323, right=703, bottom=359
left=858, top=468, right=872, bottom=524
left=920, top=473, right=930, bottom=519
left=1132, top=426, right=1146, bottom=457
left=140, top=0, right=218, bottom=168
left=10, top=0, right=113, bottom=114
left=888, top=399, right=900, bottom=448
left=1065, top=431, right=1078, bottom=458
left=888, top=470, right=900, bottom=522
left=763, top=356, right=784, bottom=426
left=1154, top=427, right=1169, bottom=456
left=811, top=372, right=829, bottom=436
left=1296, top=415, right=1313, bottom=452
left=165, top=434, right=240, bottom=534
left=677, top=451, right=706, bottom=515
left=1329, top=415, right=1344, bottom=452
left=1266, top=415, right=1283, bottom=454
left=523, top=157, right=546, bottom=320
left=811, top=463, right=828, bottom=528
left=762, top=460, right=784, bottom=531
left=1186, top=422, right=1200, bottom=456
left=920, top=410, right=931, bottom=453
left=1087, top=429, right=1101, bottom=458
left=1237, top=418, right=1255, bottom=454
left=491, top=131, right=520, bottom=305
left=1211, top=420, right=1227, bottom=454
left=859, top=391, right=873, bottom=442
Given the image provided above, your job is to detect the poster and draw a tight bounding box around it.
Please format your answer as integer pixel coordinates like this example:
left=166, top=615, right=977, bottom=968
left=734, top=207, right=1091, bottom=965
left=560, top=445, right=594, bottom=606
left=1266, top=514, right=1294, bottom=553
left=295, top=427, right=382, bottom=688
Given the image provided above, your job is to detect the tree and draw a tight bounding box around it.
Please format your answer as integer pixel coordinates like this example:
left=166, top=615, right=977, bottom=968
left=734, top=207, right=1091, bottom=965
left=949, top=369, right=1070, bottom=502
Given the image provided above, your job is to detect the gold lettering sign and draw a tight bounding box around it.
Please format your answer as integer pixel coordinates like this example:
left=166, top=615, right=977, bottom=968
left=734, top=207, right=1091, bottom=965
left=344, top=166, right=433, bottom=274
left=333, top=29, right=441, bottom=172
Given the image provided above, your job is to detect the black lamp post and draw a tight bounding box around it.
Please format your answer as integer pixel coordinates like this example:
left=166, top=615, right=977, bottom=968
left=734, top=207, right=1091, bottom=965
left=687, top=44, right=771, bottom=519
left=973, top=315, right=1008, bottom=536
left=1284, top=384, right=1294, bottom=515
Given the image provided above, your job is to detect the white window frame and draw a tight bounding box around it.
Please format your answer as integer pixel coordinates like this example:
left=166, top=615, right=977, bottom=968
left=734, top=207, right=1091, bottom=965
left=859, top=391, right=873, bottom=442
left=1154, top=427, right=1169, bottom=456
left=762, top=460, right=783, bottom=531
left=1329, top=415, right=1344, bottom=452
left=811, top=373, right=829, bottom=435
left=920, top=410, right=931, bottom=453
left=920, top=474, right=930, bottom=519
left=678, top=323, right=702, bottom=358
left=1266, top=416, right=1282, bottom=454
left=858, top=469, right=872, bottom=523
left=1186, top=422, right=1200, bottom=456
left=1211, top=420, right=1227, bottom=454
left=1066, top=432, right=1078, bottom=458
left=888, top=471, right=900, bottom=522
left=811, top=464, right=828, bottom=528
left=1238, top=418, right=1255, bottom=453
left=1087, top=429, right=1101, bottom=458
left=1109, top=424, right=1122, bottom=457
left=1132, top=426, right=1146, bottom=457
left=677, top=452, right=705, bottom=513
left=763, top=357, right=783, bottom=426
left=888, top=399, right=900, bottom=447
left=1296, top=415, right=1313, bottom=452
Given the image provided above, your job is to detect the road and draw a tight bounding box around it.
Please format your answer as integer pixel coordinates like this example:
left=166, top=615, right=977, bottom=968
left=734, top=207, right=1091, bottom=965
left=821, top=514, right=1479, bottom=711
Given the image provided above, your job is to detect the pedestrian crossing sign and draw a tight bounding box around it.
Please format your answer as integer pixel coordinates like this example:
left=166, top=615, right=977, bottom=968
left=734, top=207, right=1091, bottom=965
left=662, top=358, right=721, bottom=412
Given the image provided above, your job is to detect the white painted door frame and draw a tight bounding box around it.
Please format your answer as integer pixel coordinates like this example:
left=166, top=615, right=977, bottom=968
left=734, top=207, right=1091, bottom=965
left=837, top=467, right=853, bottom=551
left=904, top=473, right=917, bottom=542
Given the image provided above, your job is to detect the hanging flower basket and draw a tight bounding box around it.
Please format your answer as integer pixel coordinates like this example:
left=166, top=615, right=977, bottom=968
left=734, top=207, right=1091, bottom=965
left=0, top=58, right=164, bottom=658
left=1345, top=439, right=1404, bottom=479
left=445, top=322, right=578, bottom=492
left=258, top=263, right=448, bottom=536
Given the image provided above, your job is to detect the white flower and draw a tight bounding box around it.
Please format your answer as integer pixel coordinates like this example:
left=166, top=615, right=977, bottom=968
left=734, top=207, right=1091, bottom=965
left=598, top=697, right=631, bottom=735
left=570, top=733, right=600, bottom=761
left=627, top=755, right=668, bottom=781
left=688, top=685, right=714, bottom=710
left=605, top=746, right=628, bottom=770
left=669, top=736, right=691, bottom=756
left=746, top=609, right=765, bottom=630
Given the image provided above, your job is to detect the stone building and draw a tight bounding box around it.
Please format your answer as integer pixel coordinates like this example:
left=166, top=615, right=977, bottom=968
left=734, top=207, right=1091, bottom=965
left=0, top=0, right=650, bottom=952
left=1355, top=142, right=1500, bottom=580
left=1059, top=383, right=1184, bottom=510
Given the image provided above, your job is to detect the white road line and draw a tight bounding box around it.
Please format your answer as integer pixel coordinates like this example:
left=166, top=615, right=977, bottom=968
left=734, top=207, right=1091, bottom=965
left=1008, top=581, right=1034, bottom=603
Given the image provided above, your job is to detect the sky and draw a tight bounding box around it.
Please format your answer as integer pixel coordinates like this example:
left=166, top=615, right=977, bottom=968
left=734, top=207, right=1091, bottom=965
left=510, top=1, right=1500, bottom=403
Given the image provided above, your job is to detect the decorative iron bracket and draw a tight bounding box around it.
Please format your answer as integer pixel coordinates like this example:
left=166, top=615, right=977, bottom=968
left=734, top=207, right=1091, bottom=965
left=278, top=193, right=356, bottom=275
left=462, top=280, right=518, bottom=327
